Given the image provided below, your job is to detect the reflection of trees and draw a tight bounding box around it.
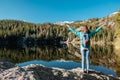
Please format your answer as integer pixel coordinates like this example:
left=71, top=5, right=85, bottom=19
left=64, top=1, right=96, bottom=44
left=90, top=45, right=115, bottom=65
left=0, top=44, right=117, bottom=66
left=90, top=45, right=120, bottom=76
left=0, top=45, right=80, bottom=63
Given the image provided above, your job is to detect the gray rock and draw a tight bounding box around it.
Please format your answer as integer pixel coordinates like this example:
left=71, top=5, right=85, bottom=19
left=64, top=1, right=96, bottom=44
left=0, top=63, right=119, bottom=80
left=0, top=61, right=15, bottom=73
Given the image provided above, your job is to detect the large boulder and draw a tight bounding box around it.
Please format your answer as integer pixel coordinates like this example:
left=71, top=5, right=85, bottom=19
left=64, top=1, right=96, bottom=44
left=0, top=64, right=119, bottom=80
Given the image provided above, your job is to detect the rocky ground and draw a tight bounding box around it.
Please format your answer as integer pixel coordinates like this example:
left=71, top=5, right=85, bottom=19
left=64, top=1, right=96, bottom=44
left=0, top=61, right=15, bottom=73
left=0, top=61, right=119, bottom=80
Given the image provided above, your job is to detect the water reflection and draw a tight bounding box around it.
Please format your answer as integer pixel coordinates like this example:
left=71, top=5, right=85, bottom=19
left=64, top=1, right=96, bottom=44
left=0, top=44, right=120, bottom=76
left=0, top=44, right=80, bottom=63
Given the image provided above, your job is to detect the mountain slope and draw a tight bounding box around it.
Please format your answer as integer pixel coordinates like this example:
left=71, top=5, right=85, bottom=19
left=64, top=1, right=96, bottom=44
left=66, top=11, right=118, bottom=44
left=0, top=10, right=119, bottom=45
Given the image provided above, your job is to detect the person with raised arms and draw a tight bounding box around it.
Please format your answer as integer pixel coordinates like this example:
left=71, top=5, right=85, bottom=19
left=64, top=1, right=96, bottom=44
left=66, top=24, right=105, bottom=73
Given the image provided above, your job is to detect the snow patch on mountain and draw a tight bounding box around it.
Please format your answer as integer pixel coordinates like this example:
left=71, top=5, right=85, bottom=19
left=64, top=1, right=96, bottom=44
left=54, top=21, right=74, bottom=25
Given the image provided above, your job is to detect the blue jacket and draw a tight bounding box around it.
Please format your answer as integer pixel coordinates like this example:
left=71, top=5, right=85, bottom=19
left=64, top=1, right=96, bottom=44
left=69, top=26, right=102, bottom=49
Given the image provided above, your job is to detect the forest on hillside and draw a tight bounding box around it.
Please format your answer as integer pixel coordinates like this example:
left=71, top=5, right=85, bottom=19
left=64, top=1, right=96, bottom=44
left=0, top=20, right=68, bottom=46
left=0, top=10, right=120, bottom=46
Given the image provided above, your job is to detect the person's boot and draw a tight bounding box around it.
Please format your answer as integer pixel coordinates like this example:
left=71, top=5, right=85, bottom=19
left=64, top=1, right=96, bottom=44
left=84, top=69, right=89, bottom=74
left=86, top=69, right=89, bottom=74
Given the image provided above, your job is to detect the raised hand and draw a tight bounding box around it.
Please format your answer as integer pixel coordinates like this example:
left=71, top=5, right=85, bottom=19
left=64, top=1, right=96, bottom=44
left=102, top=24, right=107, bottom=29
left=100, top=23, right=107, bottom=29
left=65, top=24, right=70, bottom=28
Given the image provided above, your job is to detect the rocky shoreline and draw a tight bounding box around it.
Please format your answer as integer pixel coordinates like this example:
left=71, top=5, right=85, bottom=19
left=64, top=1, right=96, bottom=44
left=0, top=61, right=15, bottom=73
left=0, top=61, right=119, bottom=80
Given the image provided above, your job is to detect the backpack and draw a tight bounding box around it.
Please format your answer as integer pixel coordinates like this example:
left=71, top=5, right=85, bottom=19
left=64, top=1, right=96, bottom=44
left=83, top=33, right=90, bottom=48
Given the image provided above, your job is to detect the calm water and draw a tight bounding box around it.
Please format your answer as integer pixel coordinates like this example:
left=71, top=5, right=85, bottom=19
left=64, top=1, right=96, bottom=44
left=0, top=44, right=120, bottom=77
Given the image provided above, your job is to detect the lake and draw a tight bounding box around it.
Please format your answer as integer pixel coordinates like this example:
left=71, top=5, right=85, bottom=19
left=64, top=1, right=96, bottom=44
left=0, top=44, right=120, bottom=77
